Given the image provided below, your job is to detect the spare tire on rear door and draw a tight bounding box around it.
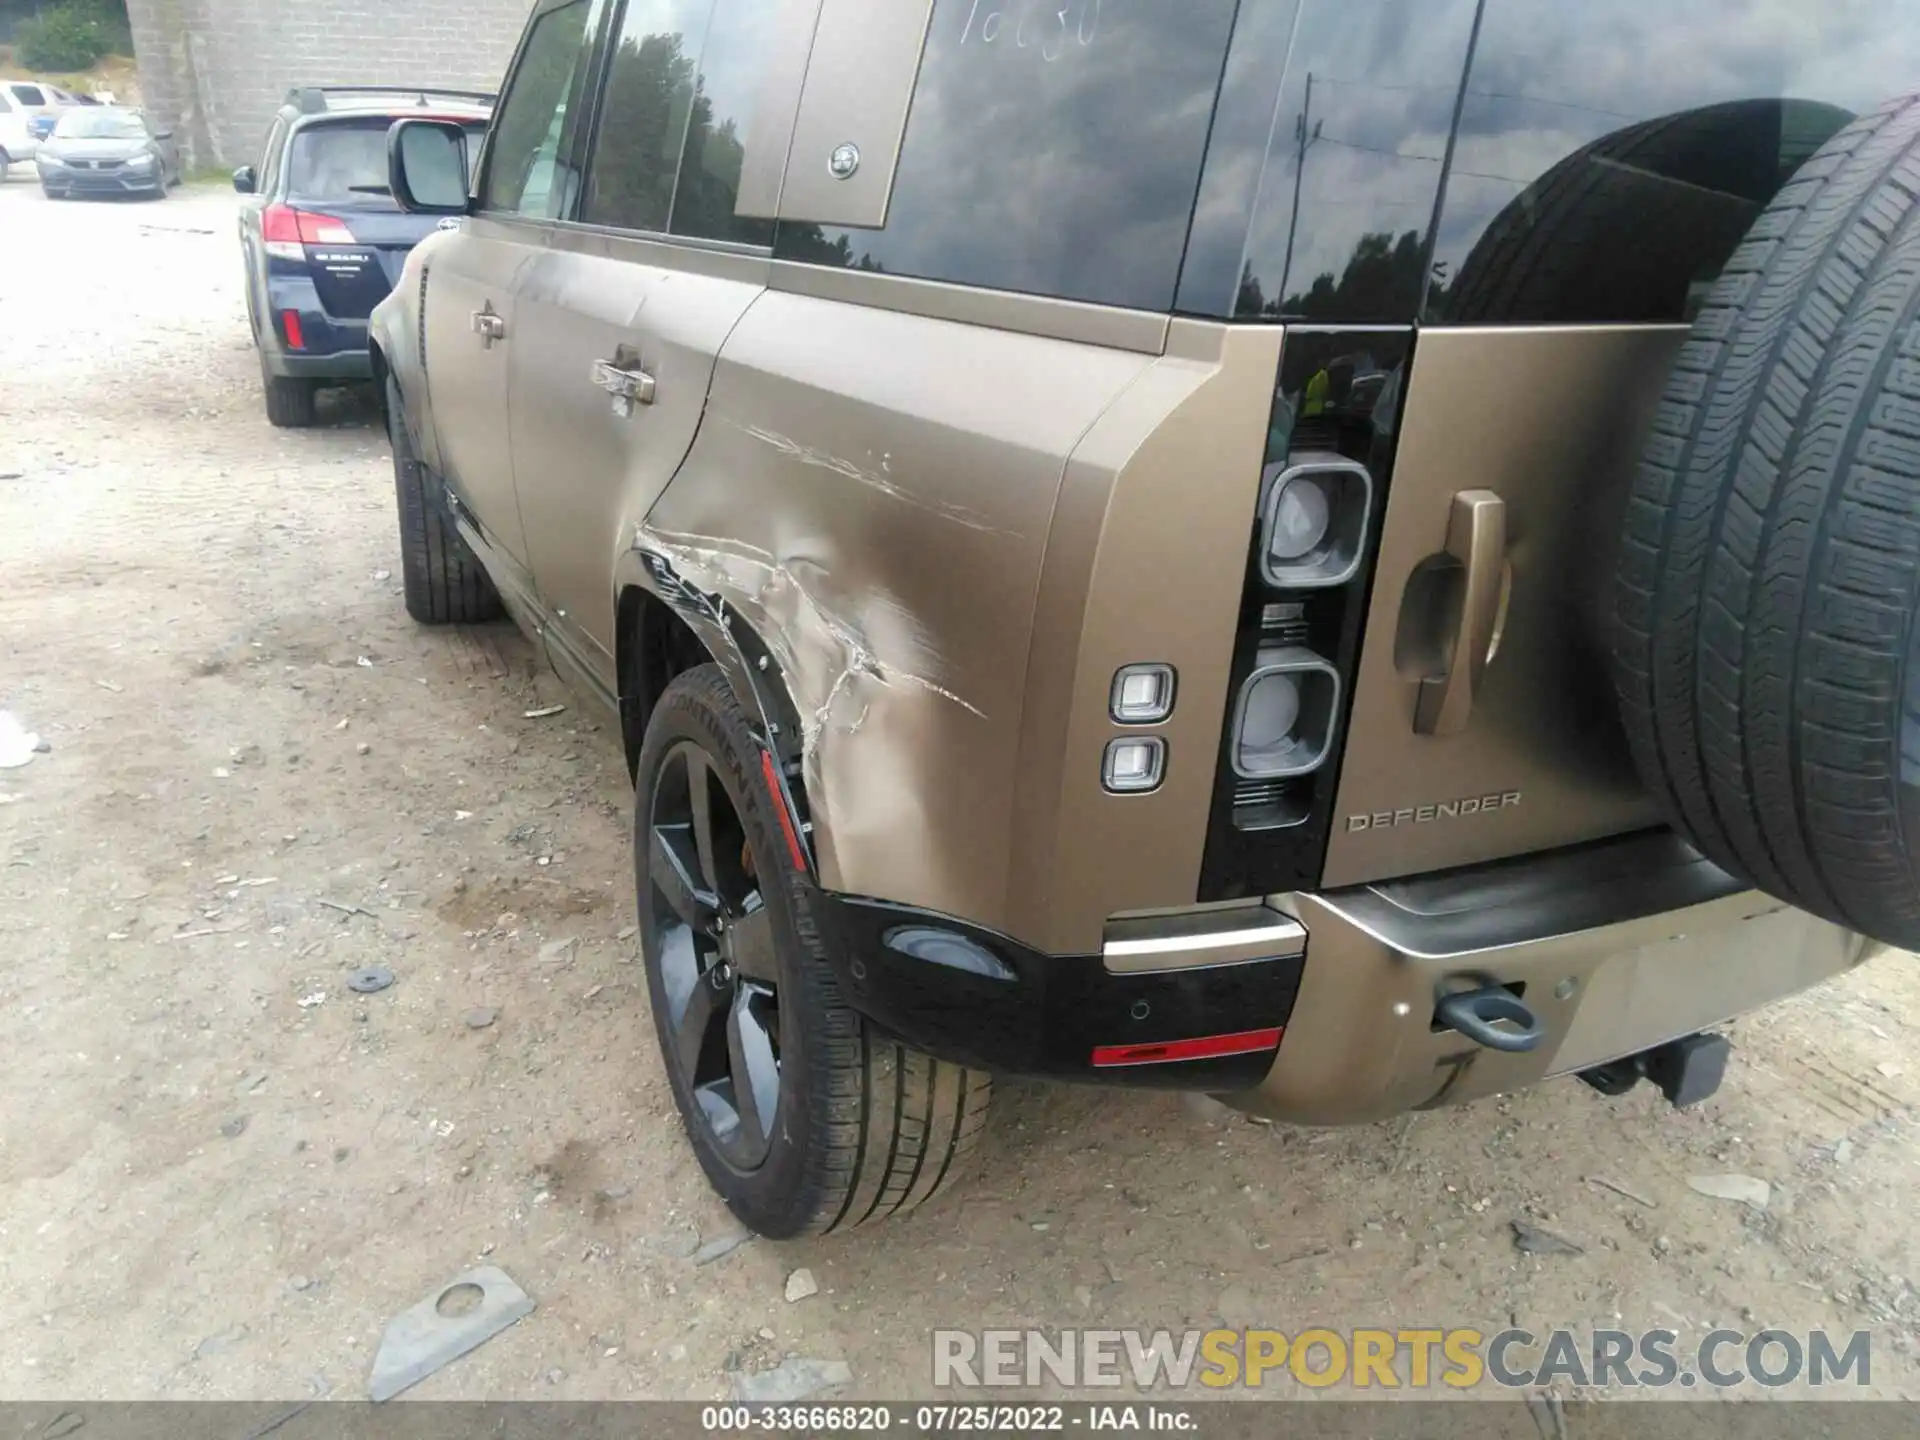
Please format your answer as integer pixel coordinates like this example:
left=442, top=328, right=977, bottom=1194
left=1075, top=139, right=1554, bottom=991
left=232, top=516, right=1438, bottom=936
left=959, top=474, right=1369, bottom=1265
left=1613, top=93, right=1920, bottom=950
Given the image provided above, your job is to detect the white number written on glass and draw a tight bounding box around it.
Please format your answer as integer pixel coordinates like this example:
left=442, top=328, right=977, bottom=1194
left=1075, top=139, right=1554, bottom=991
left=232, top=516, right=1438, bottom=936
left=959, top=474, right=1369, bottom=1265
left=961, top=0, right=1102, bottom=60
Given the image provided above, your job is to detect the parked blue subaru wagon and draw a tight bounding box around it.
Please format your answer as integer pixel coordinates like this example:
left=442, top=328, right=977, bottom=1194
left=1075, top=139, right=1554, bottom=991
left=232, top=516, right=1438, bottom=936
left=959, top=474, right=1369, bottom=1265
left=235, top=86, right=491, bottom=427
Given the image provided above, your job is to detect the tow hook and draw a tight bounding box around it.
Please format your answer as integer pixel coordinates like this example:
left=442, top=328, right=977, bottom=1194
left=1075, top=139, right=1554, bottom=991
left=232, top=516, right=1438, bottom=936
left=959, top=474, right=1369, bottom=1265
left=1579, top=1031, right=1731, bottom=1108
left=1432, top=984, right=1544, bottom=1053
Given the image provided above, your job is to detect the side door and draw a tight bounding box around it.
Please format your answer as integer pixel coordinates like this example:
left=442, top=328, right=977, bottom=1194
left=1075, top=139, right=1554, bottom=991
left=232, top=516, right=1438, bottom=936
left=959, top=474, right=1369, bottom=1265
left=423, top=0, right=603, bottom=574
left=508, top=0, right=790, bottom=693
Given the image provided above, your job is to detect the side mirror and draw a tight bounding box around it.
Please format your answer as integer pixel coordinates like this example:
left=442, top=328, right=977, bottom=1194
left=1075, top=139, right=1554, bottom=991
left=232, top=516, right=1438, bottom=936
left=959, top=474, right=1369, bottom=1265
left=388, top=119, right=471, bottom=215
left=232, top=165, right=256, bottom=194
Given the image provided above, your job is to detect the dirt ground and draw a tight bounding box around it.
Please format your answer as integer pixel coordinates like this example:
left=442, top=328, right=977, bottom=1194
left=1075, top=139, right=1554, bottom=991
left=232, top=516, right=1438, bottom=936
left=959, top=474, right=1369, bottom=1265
left=2, top=176, right=1919, bottom=1407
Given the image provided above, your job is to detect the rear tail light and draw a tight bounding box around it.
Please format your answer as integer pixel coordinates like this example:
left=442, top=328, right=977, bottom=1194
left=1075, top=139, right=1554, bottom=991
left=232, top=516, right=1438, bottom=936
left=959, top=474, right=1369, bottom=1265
left=262, top=203, right=356, bottom=259
left=1232, top=646, right=1339, bottom=779
left=1259, top=457, right=1372, bottom=588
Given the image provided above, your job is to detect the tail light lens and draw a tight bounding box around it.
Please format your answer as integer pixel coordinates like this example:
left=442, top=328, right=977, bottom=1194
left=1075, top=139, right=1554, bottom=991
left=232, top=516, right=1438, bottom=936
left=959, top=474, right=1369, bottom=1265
left=1232, top=646, right=1339, bottom=779
left=262, top=204, right=356, bottom=259
left=1259, top=458, right=1372, bottom=588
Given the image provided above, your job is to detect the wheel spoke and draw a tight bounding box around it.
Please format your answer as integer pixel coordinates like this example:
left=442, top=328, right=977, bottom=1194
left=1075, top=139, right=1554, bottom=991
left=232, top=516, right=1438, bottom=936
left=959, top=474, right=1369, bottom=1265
left=686, top=749, right=724, bottom=895
left=651, top=825, right=718, bottom=930
left=672, top=966, right=724, bottom=1079
left=725, top=903, right=779, bottom=984
left=727, top=986, right=780, bottom=1156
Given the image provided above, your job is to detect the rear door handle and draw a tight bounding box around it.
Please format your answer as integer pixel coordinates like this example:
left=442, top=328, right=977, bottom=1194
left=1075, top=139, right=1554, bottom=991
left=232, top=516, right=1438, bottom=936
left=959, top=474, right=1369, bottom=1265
left=470, top=306, right=506, bottom=348
left=592, top=350, right=656, bottom=415
left=1414, top=489, right=1510, bottom=737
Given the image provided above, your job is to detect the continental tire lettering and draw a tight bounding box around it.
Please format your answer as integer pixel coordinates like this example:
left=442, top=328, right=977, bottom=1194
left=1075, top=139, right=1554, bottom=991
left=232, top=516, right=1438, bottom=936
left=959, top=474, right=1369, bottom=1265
left=1348, top=791, right=1521, bottom=832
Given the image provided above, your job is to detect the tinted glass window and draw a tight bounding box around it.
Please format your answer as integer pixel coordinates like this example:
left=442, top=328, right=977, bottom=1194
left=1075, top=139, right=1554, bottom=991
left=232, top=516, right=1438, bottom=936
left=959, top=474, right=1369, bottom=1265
left=261, top=118, right=289, bottom=191
left=12, top=85, right=46, bottom=107
left=667, top=3, right=778, bottom=245
left=1428, top=0, right=1920, bottom=325
left=777, top=0, right=1239, bottom=312
left=53, top=109, right=148, bottom=140
left=287, top=119, right=486, bottom=207
left=1178, top=0, right=1479, bottom=321
left=581, top=0, right=706, bottom=235
left=481, top=0, right=596, bottom=218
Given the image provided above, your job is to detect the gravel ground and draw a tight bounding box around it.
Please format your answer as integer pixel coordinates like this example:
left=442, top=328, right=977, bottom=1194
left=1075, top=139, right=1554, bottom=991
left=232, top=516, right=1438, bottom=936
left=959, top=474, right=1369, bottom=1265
left=2, top=177, right=1920, bottom=1405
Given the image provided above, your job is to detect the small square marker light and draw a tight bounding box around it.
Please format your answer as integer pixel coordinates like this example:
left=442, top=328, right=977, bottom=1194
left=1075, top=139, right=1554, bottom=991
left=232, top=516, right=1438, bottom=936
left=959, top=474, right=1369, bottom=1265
left=1110, top=663, right=1176, bottom=725
left=1103, top=737, right=1166, bottom=794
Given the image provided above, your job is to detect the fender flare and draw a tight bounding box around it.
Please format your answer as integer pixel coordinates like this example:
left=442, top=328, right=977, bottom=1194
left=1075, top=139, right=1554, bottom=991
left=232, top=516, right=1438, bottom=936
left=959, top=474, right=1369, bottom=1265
left=613, top=543, right=816, bottom=873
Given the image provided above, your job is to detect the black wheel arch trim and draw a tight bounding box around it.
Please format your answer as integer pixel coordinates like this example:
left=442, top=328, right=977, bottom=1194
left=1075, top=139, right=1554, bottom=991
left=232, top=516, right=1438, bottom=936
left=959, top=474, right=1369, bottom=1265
left=616, top=544, right=816, bottom=876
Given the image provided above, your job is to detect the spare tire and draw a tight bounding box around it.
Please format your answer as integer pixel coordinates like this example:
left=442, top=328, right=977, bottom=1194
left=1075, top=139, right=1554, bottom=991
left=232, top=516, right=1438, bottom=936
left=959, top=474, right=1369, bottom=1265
left=1613, top=93, right=1920, bottom=950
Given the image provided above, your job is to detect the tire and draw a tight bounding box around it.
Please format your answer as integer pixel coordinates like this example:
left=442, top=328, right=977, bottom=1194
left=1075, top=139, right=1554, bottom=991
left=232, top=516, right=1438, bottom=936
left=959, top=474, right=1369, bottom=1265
left=1613, top=94, right=1920, bottom=949
left=262, top=361, right=318, bottom=428
left=636, top=665, right=991, bottom=1238
left=387, top=377, right=501, bottom=625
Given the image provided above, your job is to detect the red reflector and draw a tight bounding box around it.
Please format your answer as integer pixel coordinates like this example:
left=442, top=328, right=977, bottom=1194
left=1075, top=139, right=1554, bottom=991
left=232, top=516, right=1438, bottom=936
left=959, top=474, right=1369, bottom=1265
left=1091, top=1027, right=1282, bottom=1068
left=761, top=750, right=808, bottom=873
left=281, top=310, right=305, bottom=350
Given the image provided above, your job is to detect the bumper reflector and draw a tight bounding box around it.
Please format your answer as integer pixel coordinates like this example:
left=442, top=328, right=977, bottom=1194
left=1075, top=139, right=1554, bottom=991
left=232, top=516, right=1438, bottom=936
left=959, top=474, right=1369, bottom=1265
left=1091, top=1026, right=1282, bottom=1068
left=281, top=310, right=306, bottom=350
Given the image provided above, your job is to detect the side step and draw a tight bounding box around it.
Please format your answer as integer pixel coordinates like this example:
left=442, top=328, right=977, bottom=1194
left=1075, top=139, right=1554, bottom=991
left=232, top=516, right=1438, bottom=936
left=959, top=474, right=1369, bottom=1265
left=1579, top=1032, right=1731, bottom=1109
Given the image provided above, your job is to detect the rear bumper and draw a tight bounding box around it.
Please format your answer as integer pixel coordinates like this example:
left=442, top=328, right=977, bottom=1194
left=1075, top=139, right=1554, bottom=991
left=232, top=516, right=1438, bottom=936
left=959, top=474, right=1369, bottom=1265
left=260, top=274, right=373, bottom=380
left=819, top=895, right=1303, bottom=1092
left=269, top=349, right=373, bottom=381
left=823, top=830, right=1872, bottom=1116
left=1231, top=831, right=1872, bottom=1124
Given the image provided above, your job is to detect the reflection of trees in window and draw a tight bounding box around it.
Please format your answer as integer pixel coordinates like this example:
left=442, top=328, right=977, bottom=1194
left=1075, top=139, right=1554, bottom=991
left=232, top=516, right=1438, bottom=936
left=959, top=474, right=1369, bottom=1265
left=485, top=2, right=588, bottom=213
left=774, top=224, right=885, bottom=272
left=584, top=30, right=695, bottom=233
left=585, top=23, right=776, bottom=245
left=1236, top=228, right=1433, bottom=321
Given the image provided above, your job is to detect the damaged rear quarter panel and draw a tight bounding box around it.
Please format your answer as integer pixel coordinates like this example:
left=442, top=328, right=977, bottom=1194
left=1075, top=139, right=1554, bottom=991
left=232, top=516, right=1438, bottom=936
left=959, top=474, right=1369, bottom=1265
left=642, top=290, right=1153, bottom=932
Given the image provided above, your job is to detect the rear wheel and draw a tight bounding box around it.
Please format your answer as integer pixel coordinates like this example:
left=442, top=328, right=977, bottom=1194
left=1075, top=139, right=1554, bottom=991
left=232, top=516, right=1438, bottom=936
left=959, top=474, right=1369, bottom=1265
left=261, top=357, right=317, bottom=428
left=636, top=665, right=991, bottom=1237
left=387, top=377, right=500, bottom=624
left=1613, top=94, right=1920, bottom=948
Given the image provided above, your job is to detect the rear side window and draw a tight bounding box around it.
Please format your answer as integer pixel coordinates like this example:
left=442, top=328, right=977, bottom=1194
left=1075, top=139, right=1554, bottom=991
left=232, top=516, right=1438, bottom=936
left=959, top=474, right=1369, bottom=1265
left=580, top=0, right=779, bottom=245
left=11, top=84, right=46, bottom=106
left=1426, top=0, right=1920, bottom=325
left=775, top=0, right=1240, bottom=312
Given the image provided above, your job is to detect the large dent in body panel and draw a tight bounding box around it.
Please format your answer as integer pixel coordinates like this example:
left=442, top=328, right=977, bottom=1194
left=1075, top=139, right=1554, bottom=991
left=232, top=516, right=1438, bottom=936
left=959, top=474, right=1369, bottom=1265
left=633, top=522, right=985, bottom=746
left=639, top=290, right=1155, bottom=930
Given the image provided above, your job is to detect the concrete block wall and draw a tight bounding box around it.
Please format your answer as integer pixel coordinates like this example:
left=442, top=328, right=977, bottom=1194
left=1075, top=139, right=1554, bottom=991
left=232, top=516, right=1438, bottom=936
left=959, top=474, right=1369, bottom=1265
left=126, top=0, right=531, bottom=171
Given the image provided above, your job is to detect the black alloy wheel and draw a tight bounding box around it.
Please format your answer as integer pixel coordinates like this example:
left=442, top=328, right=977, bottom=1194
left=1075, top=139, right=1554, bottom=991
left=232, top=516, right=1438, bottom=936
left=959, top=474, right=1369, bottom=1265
left=646, top=739, right=783, bottom=1170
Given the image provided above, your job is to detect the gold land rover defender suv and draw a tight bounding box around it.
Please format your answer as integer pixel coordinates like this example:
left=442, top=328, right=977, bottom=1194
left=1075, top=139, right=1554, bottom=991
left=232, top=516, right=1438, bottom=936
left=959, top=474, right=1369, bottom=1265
left=370, top=0, right=1920, bottom=1238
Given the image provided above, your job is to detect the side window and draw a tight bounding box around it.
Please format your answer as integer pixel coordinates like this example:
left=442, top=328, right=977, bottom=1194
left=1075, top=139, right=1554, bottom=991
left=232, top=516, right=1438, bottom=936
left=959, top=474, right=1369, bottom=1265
left=774, top=0, right=1240, bottom=312
left=665, top=4, right=778, bottom=245
left=13, top=84, right=46, bottom=106
left=579, top=0, right=706, bottom=235
left=480, top=0, right=596, bottom=218
left=260, top=119, right=287, bottom=192
left=580, top=0, right=778, bottom=245
left=0, top=93, right=13, bottom=114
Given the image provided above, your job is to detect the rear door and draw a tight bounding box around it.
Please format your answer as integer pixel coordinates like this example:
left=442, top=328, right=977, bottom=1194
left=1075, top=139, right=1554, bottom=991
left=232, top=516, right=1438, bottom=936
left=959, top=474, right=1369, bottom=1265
left=284, top=116, right=489, bottom=322
left=424, top=0, right=603, bottom=570
left=1313, top=0, right=1920, bottom=888
left=508, top=0, right=790, bottom=683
